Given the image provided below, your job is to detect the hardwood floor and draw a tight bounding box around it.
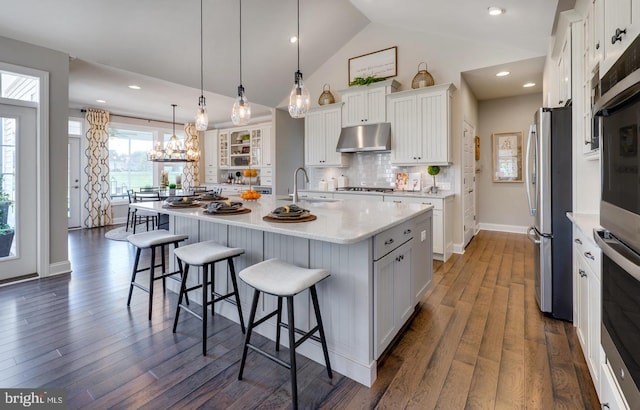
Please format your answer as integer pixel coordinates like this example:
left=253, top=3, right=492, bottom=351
left=0, top=228, right=599, bottom=409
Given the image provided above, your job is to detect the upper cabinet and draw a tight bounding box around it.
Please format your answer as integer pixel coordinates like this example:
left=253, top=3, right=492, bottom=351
left=557, top=26, right=572, bottom=107
left=305, top=103, right=347, bottom=167
left=585, top=0, right=604, bottom=72
left=203, top=130, right=218, bottom=184
left=388, top=83, right=455, bottom=166
left=339, top=79, right=399, bottom=127
left=217, top=123, right=272, bottom=169
left=601, top=0, right=640, bottom=75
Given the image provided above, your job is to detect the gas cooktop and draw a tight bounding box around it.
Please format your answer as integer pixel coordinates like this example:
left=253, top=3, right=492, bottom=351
left=336, top=186, right=394, bottom=193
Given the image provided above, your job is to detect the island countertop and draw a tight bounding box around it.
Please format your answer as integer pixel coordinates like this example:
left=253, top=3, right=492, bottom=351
left=131, top=195, right=433, bottom=245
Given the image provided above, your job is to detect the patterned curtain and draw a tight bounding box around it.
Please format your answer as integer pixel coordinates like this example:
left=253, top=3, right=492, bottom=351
left=83, top=109, right=112, bottom=228
left=183, top=123, right=200, bottom=190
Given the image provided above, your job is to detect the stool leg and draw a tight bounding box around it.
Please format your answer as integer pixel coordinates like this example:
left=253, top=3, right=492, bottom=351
left=161, top=244, right=167, bottom=294
left=238, top=289, right=260, bottom=380
left=133, top=210, right=138, bottom=234
left=148, top=246, right=156, bottom=320
left=175, top=244, right=189, bottom=306
left=286, top=295, right=298, bottom=410
left=173, top=263, right=190, bottom=333
left=275, top=297, right=283, bottom=351
left=127, top=248, right=142, bottom=306
left=228, top=258, right=246, bottom=333
left=202, top=264, right=209, bottom=356
left=310, top=285, right=333, bottom=379
left=125, top=210, right=131, bottom=232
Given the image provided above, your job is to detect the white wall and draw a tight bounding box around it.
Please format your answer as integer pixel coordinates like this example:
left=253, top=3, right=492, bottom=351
left=477, top=93, right=542, bottom=232
left=0, top=35, right=69, bottom=270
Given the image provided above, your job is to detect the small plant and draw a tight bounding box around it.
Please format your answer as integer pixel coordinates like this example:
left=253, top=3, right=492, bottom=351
left=349, top=75, right=386, bottom=86
left=427, top=165, right=440, bottom=193
left=169, top=183, right=177, bottom=189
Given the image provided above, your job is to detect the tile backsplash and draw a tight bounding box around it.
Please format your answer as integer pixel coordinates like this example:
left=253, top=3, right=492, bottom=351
left=306, top=152, right=454, bottom=192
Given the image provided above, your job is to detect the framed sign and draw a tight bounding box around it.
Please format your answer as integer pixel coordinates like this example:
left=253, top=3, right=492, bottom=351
left=492, top=131, right=523, bottom=182
left=348, top=46, right=397, bottom=84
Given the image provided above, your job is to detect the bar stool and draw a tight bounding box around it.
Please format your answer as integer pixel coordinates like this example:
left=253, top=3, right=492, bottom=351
left=126, top=230, right=188, bottom=320
left=172, top=240, right=246, bottom=356
left=237, top=258, right=333, bottom=409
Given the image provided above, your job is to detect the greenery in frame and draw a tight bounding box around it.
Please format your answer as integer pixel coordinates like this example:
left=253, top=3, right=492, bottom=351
left=349, top=76, right=386, bottom=86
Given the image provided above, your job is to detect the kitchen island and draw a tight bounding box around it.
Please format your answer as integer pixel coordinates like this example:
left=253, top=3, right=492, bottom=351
left=131, top=196, right=433, bottom=386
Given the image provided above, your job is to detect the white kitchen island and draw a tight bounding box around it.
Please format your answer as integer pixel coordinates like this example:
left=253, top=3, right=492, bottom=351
left=131, top=196, right=433, bottom=387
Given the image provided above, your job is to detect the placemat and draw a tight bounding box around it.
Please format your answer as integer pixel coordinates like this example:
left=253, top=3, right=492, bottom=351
left=262, top=214, right=317, bottom=223
left=204, top=207, right=251, bottom=215
left=162, top=201, right=202, bottom=208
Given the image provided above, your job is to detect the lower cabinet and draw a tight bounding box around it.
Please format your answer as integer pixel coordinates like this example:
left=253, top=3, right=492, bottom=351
left=374, top=240, right=412, bottom=358
left=572, top=224, right=603, bottom=399
left=601, top=359, right=631, bottom=410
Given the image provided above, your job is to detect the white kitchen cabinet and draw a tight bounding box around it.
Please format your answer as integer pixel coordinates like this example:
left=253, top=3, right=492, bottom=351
left=388, top=83, right=455, bottom=165
left=304, top=103, right=347, bottom=167
left=383, top=195, right=453, bottom=262
left=218, top=130, right=230, bottom=169
left=572, top=224, right=602, bottom=397
left=557, top=27, right=572, bottom=107
left=339, top=79, right=399, bottom=127
left=203, top=129, right=218, bottom=184
left=602, top=0, right=639, bottom=75
left=374, top=237, right=412, bottom=358
left=217, top=123, right=272, bottom=171
left=332, top=192, right=384, bottom=201
left=412, top=213, right=433, bottom=304
left=586, top=0, right=604, bottom=71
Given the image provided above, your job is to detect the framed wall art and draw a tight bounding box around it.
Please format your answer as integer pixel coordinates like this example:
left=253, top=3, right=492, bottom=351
left=492, top=131, right=523, bottom=182
left=348, top=46, right=397, bottom=84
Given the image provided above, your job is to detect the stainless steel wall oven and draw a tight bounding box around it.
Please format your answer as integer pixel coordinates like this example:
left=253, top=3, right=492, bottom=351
left=594, top=33, right=640, bottom=409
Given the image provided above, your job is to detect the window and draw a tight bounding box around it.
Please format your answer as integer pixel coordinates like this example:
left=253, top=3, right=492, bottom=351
left=108, top=126, right=154, bottom=197
left=68, top=119, right=83, bottom=136
left=160, top=130, right=185, bottom=185
left=1, top=71, right=39, bottom=102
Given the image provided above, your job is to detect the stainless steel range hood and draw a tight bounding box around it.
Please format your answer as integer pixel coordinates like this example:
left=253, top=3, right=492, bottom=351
left=336, top=123, right=391, bottom=152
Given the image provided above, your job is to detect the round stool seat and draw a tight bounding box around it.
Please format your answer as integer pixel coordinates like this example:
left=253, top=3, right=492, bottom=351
left=174, top=240, right=244, bottom=266
left=127, top=230, right=188, bottom=248
left=239, top=258, right=330, bottom=296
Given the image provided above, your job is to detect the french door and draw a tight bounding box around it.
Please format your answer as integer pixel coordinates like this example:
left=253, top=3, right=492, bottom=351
left=0, top=103, right=37, bottom=281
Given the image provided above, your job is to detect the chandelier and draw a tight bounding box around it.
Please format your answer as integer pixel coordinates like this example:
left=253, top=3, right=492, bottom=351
left=148, top=104, right=199, bottom=162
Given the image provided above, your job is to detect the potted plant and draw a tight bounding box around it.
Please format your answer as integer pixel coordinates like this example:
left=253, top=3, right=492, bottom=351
left=0, top=174, right=15, bottom=257
left=427, top=165, right=440, bottom=194
left=169, top=183, right=177, bottom=196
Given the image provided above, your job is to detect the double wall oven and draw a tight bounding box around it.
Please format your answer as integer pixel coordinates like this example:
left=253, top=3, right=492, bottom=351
left=593, top=34, right=640, bottom=409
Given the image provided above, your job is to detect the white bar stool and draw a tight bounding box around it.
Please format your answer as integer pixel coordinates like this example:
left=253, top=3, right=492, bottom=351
left=237, top=258, right=333, bottom=410
left=172, top=240, right=246, bottom=356
left=126, top=230, right=188, bottom=320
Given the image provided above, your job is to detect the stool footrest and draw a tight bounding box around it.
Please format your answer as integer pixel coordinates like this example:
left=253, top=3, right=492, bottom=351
left=131, top=282, right=149, bottom=293
left=278, top=322, right=322, bottom=348
left=211, top=291, right=238, bottom=305
left=176, top=304, right=203, bottom=321
left=246, top=343, right=291, bottom=370
left=251, top=309, right=279, bottom=328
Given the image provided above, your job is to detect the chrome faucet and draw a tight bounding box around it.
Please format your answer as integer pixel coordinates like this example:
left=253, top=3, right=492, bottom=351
left=292, top=167, right=309, bottom=204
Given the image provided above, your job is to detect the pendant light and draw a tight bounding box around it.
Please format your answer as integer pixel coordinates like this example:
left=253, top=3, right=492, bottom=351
left=195, top=0, right=208, bottom=131
left=231, top=0, right=251, bottom=125
left=288, top=0, right=310, bottom=118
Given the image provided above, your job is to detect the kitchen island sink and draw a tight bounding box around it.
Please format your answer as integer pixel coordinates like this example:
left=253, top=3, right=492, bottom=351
left=131, top=196, right=433, bottom=387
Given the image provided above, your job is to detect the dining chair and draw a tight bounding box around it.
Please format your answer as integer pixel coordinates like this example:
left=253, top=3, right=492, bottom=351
left=132, top=191, right=161, bottom=233
left=125, top=189, right=136, bottom=232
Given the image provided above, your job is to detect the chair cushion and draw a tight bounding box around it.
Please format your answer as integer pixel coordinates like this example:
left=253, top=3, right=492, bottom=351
left=173, top=240, right=244, bottom=266
left=127, top=230, right=188, bottom=248
left=239, top=258, right=330, bottom=296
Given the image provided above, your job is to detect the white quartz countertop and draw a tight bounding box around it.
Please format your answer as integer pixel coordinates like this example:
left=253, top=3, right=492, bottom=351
left=132, top=195, right=433, bottom=245
left=566, top=212, right=601, bottom=239
left=301, top=189, right=455, bottom=199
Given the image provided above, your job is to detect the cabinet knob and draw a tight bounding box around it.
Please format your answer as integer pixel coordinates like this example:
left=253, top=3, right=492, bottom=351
left=574, top=238, right=583, bottom=244
left=595, top=42, right=600, bottom=50
left=579, top=269, right=587, bottom=278
left=611, top=27, right=627, bottom=44
left=404, top=229, right=412, bottom=235
left=584, top=251, right=595, bottom=260
left=559, top=100, right=564, bottom=105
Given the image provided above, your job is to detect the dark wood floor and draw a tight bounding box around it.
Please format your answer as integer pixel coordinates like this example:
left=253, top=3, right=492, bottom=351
left=0, top=228, right=599, bottom=409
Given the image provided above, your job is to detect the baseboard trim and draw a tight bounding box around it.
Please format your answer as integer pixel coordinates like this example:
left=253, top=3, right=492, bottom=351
left=477, top=223, right=528, bottom=234
left=48, top=260, right=72, bottom=277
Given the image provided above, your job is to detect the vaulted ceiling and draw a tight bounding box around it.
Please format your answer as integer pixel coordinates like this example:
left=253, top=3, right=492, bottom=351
left=0, top=0, right=563, bottom=124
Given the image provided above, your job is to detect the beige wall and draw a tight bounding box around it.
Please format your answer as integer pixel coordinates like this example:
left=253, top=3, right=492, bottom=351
left=477, top=93, right=542, bottom=231
left=0, top=35, right=70, bottom=272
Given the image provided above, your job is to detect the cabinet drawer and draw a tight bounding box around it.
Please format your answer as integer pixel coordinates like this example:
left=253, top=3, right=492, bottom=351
left=384, top=195, right=443, bottom=210
left=573, top=227, right=601, bottom=279
left=260, top=177, right=273, bottom=186
left=261, top=167, right=273, bottom=177
left=374, top=220, right=414, bottom=260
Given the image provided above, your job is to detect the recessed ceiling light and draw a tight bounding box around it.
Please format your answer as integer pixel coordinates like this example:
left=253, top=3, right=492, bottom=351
left=496, top=71, right=510, bottom=77
left=128, top=85, right=141, bottom=90
left=488, top=6, right=504, bottom=16
left=523, top=82, right=536, bottom=88
left=290, top=36, right=298, bottom=44
left=96, top=99, right=107, bottom=103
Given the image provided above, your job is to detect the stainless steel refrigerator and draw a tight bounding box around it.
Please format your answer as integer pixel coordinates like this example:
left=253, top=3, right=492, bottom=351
left=525, top=106, right=573, bottom=321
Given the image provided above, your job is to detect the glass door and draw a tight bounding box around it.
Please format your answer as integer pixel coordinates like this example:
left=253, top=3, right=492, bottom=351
left=0, top=103, right=37, bottom=280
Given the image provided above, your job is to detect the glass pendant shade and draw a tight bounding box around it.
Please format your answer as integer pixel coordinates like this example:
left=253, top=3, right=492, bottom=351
left=231, top=85, right=251, bottom=125
left=195, top=96, right=208, bottom=131
left=288, top=71, right=310, bottom=118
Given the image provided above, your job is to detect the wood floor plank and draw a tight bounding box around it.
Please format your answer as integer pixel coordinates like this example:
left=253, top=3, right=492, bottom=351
left=524, top=339, right=555, bottom=409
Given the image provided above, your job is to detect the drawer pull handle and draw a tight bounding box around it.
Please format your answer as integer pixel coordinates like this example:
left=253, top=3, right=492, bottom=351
left=404, top=229, right=412, bottom=235
left=574, top=238, right=582, bottom=245
left=422, top=202, right=432, bottom=205
left=393, top=200, right=402, bottom=203
left=384, top=238, right=395, bottom=246
left=584, top=251, right=595, bottom=260
left=579, top=269, right=587, bottom=278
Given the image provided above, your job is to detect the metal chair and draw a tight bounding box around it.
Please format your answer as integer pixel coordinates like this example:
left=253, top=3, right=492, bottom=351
left=132, top=191, right=161, bottom=233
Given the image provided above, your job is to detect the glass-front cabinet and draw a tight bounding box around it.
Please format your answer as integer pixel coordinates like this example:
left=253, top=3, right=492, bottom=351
left=217, top=123, right=271, bottom=170
left=218, top=130, right=230, bottom=168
